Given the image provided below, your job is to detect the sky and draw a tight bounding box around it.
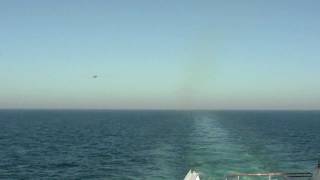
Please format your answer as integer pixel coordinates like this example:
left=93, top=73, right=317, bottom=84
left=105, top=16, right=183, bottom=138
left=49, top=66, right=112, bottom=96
left=1, top=0, right=320, bottom=109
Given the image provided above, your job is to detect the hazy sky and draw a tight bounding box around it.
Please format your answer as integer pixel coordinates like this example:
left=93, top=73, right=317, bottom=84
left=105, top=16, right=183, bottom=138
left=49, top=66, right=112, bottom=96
left=1, top=0, right=320, bottom=109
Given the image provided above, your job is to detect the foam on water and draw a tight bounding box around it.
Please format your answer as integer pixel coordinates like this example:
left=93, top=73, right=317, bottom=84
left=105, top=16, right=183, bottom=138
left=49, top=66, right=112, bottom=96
left=186, top=114, right=266, bottom=179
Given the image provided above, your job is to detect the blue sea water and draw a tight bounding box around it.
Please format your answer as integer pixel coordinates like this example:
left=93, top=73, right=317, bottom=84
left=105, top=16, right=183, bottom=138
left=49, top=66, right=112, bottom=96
left=0, top=110, right=319, bottom=179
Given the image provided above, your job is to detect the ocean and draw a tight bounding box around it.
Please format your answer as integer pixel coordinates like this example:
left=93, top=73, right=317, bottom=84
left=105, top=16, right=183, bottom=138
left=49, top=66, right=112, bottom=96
left=0, top=110, right=319, bottom=179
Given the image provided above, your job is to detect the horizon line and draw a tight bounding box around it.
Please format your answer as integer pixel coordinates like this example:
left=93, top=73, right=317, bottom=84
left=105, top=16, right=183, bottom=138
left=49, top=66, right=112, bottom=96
left=0, top=108, right=319, bottom=111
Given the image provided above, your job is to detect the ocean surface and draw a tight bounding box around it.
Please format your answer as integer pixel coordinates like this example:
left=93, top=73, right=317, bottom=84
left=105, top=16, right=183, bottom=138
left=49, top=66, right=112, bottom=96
left=0, top=110, right=319, bottom=179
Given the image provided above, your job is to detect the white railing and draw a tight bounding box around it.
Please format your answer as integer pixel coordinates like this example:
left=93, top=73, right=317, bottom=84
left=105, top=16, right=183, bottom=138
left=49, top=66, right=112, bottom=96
left=225, top=172, right=312, bottom=180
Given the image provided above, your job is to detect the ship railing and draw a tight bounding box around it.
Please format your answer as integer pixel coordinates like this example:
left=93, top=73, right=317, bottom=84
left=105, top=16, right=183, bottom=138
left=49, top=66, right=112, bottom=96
left=225, top=172, right=312, bottom=180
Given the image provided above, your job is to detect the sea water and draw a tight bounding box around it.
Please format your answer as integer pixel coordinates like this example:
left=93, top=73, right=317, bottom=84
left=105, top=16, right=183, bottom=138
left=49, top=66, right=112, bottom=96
left=0, top=110, right=319, bottom=179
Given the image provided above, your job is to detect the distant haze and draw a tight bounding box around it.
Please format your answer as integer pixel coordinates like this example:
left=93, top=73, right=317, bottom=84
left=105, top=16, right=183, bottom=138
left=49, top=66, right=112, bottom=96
left=1, top=0, right=320, bottom=109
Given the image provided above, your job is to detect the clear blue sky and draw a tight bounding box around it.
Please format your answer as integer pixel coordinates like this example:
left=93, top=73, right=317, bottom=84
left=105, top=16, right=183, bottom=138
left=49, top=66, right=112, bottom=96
left=1, top=0, right=320, bottom=109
